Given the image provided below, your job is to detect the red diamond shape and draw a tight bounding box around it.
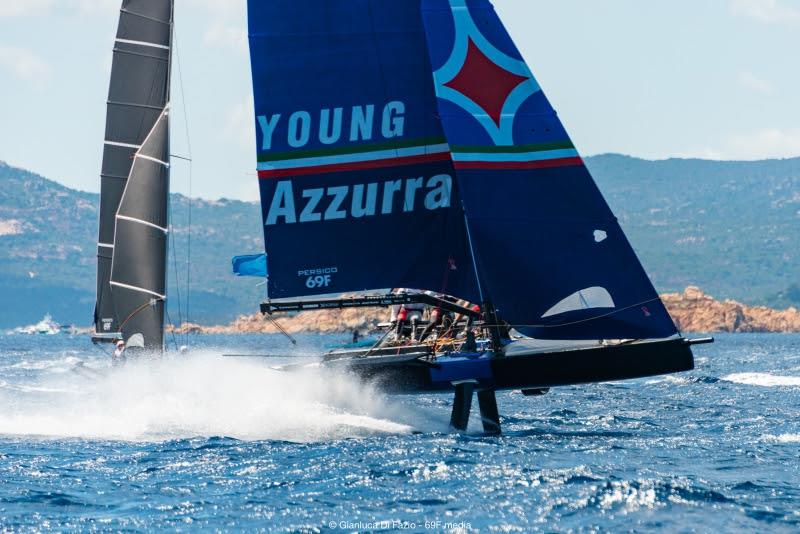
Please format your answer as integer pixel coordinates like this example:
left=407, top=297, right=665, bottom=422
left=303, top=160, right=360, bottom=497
left=444, top=39, right=530, bottom=127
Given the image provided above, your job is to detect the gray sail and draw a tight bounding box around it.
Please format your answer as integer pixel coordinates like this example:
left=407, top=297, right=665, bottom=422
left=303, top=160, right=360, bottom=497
left=110, top=110, right=170, bottom=349
left=94, top=0, right=173, bottom=349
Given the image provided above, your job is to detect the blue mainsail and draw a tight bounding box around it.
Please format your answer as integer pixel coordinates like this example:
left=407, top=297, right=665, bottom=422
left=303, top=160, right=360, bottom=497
left=420, top=0, right=678, bottom=340
left=247, top=1, right=479, bottom=303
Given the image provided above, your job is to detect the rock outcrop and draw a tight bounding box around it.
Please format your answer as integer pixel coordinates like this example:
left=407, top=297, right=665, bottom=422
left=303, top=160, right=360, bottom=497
left=661, top=286, right=800, bottom=333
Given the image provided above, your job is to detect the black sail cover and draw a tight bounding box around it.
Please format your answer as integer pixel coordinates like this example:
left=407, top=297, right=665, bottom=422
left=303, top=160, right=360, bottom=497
left=94, top=0, right=173, bottom=349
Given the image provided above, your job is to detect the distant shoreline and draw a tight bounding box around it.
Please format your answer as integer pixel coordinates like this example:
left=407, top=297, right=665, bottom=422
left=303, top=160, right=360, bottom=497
left=660, top=286, right=800, bottom=334
left=167, top=287, right=800, bottom=336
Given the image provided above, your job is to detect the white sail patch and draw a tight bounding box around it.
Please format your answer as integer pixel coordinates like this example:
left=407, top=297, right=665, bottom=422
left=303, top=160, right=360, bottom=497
left=542, top=287, right=616, bottom=318
left=265, top=175, right=453, bottom=226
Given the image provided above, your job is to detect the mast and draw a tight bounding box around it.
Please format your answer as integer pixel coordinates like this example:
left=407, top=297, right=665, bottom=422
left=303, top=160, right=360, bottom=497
left=93, top=0, right=174, bottom=350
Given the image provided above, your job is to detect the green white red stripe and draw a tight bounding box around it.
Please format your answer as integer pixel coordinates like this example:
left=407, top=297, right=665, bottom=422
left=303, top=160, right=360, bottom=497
left=256, top=138, right=584, bottom=178
left=258, top=139, right=450, bottom=178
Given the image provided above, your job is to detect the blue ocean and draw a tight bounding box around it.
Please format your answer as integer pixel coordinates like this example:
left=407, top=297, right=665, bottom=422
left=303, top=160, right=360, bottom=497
left=0, top=333, right=798, bottom=532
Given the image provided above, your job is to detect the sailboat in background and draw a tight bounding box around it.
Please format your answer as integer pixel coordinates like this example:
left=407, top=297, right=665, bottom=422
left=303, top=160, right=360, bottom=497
left=243, top=0, right=712, bottom=433
left=93, top=1, right=173, bottom=351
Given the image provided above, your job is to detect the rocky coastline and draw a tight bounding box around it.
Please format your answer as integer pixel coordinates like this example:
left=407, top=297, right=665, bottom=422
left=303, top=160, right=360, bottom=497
left=171, top=287, right=800, bottom=335
left=660, top=286, right=800, bottom=333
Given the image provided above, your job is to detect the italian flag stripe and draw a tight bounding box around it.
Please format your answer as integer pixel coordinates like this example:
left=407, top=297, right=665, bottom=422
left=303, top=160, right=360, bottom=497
left=258, top=152, right=453, bottom=179
left=258, top=136, right=447, bottom=163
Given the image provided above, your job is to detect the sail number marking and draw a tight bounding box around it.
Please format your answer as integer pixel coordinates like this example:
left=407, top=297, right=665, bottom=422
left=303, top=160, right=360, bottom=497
left=299, top=267, right=337, bottom=289
left=306, top=275, right=331, bottom=289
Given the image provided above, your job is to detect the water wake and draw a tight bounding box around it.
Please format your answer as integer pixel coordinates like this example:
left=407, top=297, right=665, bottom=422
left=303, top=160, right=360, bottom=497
left=763, top=434, right=800, bottom=444
left=0, top=351, right=436, bottom=442
left=722, top=372, right=800, bottom=387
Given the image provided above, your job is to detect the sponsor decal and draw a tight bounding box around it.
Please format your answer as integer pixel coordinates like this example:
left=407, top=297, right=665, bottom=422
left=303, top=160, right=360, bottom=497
left=265, top=175, right=453, bottom=225
left=257, top=101, right=406, bottom=151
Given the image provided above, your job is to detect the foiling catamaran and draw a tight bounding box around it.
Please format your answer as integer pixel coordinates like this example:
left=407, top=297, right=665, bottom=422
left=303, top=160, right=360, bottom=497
left=93, top=0, right=711, bottom=434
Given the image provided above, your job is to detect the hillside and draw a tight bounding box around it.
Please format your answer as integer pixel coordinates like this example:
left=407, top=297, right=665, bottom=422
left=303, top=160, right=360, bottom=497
left=1, top=155, right=798, bottom=328
left=0, top=160, right=264, bottom=328
left=589, top=155, right=800, bottom=307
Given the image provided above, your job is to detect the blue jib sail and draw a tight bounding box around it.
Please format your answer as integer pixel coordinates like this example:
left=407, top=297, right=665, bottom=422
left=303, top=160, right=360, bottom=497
left=247, top=1, right=479, bottom=302
left=421, top=0, right=678, bottom=340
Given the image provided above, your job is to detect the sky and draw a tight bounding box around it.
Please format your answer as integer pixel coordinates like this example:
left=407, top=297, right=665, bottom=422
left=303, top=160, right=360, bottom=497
left=0, top=0, right=798, bottom=200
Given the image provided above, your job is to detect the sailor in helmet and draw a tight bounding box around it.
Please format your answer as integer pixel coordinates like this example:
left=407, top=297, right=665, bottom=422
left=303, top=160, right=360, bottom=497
left=391, top=288, right=425, bottom=341
left=112, top=339, right=126, bottom=367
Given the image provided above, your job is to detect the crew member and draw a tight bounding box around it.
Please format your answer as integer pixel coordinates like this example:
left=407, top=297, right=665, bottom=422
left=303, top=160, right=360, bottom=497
left=405, top=294, right=425, bottom=341
left=418, top=307, right=443, bottom=342
left=391, top=288, right=425, bottom=340
left=112, top=339, right=126, bottom=367
left=462, top=329, right=478, bottom=352
left=395, top=306, right=409, bottom=338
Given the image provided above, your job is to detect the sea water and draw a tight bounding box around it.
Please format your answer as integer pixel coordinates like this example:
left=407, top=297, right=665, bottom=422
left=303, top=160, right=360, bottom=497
left=0, top=333, right=798, bottom=532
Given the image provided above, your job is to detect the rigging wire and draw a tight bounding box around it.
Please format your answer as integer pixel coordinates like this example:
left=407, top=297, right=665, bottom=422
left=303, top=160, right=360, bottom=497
left=267, top=316, right=298, bottom=346
left=174, top=20, right=194, bottom=348
left=164, top=306, right=181, bottom=352
left=168, top=197, right=184, bottom=335
left=163, top=17, right=183, bottom=350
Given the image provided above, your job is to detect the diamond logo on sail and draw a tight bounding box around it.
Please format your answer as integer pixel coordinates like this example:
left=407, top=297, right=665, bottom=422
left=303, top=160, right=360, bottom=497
left=443, top=39, right=529, bottom=128
left=427, top=1, right=583, bottom=171
left=429, top=2, right=540, bottom=146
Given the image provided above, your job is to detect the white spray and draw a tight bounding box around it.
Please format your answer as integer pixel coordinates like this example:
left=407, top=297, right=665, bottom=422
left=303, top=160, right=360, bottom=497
left=0, top=351, right=444, bottom=442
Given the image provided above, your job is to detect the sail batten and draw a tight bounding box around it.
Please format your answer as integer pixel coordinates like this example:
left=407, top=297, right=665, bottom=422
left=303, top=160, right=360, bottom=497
left=94, top=0, right=173, bottom=349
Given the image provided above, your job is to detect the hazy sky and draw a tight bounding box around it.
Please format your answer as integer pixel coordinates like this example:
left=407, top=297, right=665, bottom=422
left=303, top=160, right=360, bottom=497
left=1, top=0, right=798, bottom=200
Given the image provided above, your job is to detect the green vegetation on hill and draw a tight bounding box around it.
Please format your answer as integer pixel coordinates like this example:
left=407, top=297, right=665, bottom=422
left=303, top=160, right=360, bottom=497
left=1, top=155, right=798, bottom=328
left=587, top=155, right=800, bottom=307
left=0, top=160, right=263, bottom=328
left=767, top=284, right=800, bottom=311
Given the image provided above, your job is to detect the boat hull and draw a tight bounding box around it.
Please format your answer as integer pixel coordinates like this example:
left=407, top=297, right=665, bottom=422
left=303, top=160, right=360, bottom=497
left=326, top=338, right=695, bottom=394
